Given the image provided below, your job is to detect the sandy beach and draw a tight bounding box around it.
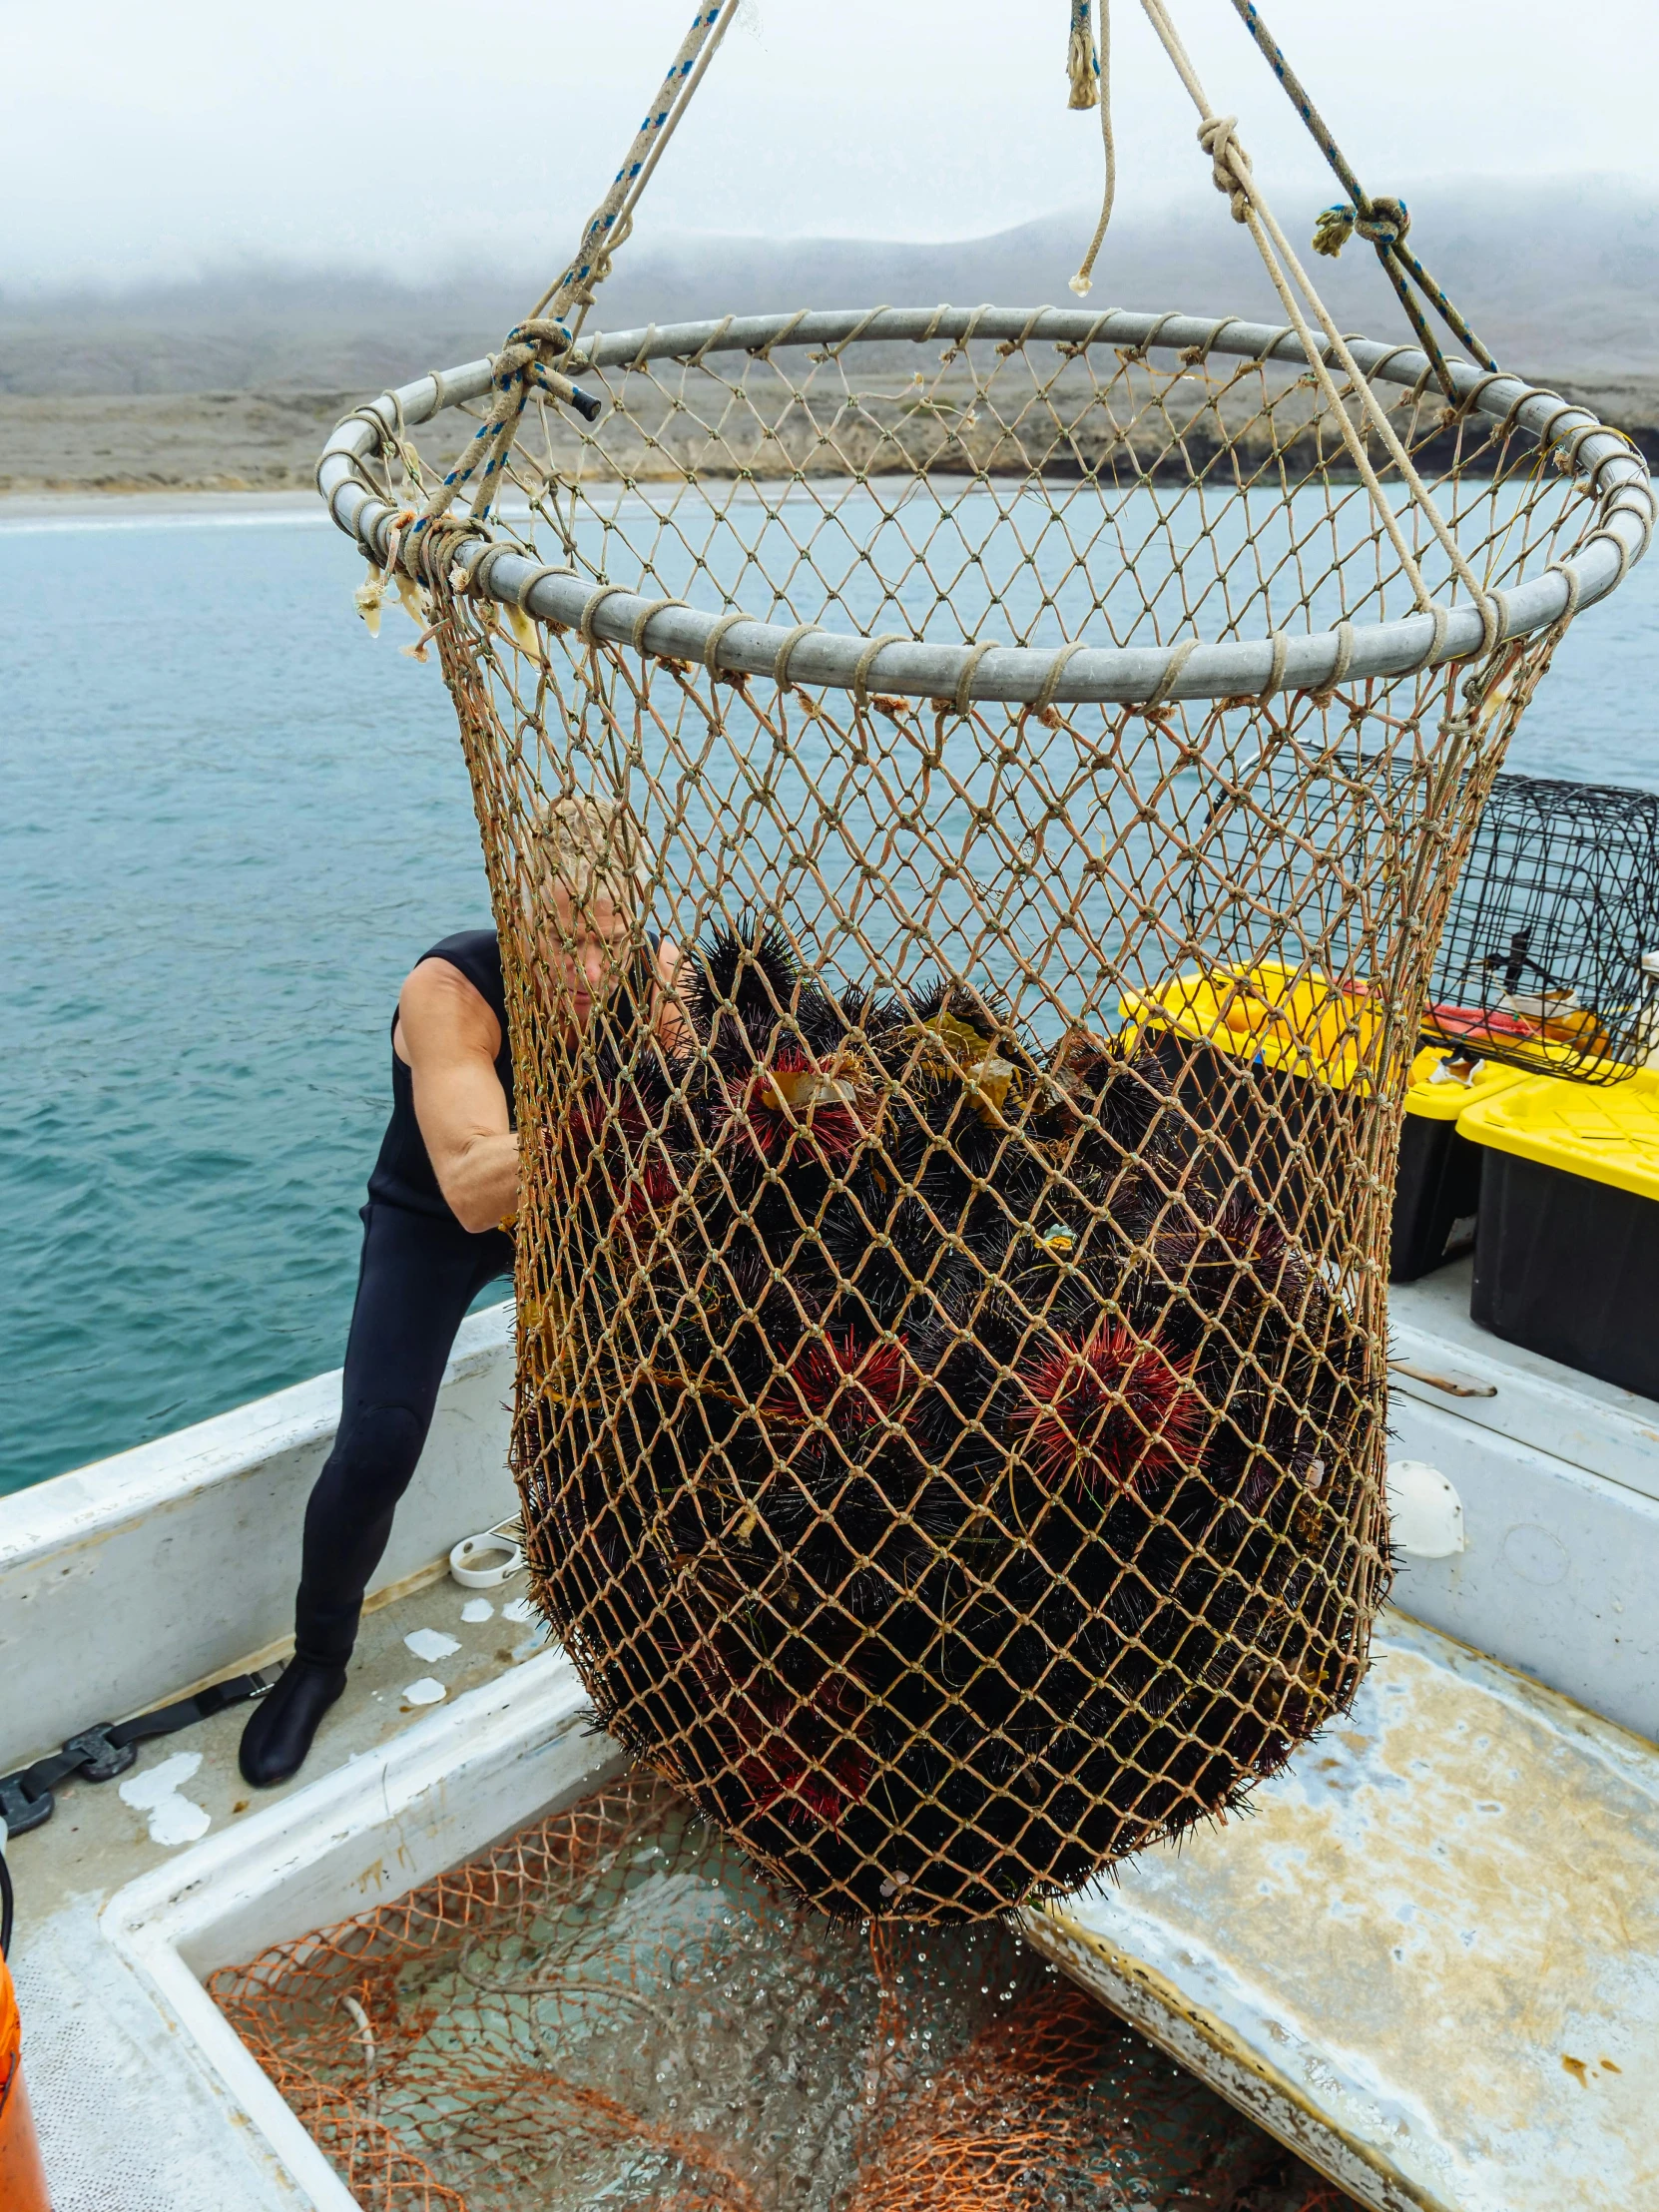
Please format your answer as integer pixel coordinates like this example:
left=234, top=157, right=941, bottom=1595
left=0, top=390, right=354, bottom=495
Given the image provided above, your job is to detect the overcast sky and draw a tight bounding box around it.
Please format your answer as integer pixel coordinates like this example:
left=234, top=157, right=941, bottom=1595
left=2, top=0, right=1654, bottom=288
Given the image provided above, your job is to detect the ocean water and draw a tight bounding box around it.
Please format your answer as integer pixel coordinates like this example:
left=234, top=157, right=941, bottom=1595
left=2, top=497, right=1656, bottom=1495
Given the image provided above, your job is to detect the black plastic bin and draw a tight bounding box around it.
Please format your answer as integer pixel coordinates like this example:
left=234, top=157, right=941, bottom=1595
left=1127, top=964, right=1378, bottom=1261
left=1143, top=1020, right=1518, bottom=1281
left=1460, top=1072, right=1659, bottom=1400
left=1141, top=1029, right=1361, bottom=1255
left=1391, top=1115, right=1482, bottom=1282
left=1388, top=1051, right=1523, bottom=1283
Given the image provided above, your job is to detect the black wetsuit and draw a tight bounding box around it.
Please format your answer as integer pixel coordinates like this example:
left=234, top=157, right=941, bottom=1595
left=292, top=928, right=653, bottom=1668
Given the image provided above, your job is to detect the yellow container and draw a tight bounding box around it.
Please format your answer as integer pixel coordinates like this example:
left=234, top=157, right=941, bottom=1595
left=1121, top=980, right=1528, bottom=1279
left=1121, top=960, right=1383, bottom=1093
left=1458, top=1067, right=1659, bottom=1204
left=1401, top=1046, right=1527, bottom=1123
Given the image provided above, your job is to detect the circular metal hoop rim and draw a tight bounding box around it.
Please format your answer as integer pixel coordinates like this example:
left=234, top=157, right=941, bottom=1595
left=317, top=304, right=1655, bottom=706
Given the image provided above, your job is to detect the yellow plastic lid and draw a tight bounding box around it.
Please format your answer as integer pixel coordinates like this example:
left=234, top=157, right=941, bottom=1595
left=1457, top=1067, right=1659, bottom=1204
left=1402, top=1046, right=1528, bottom=1124
left=1121, top=960, right=1382, bottom=1092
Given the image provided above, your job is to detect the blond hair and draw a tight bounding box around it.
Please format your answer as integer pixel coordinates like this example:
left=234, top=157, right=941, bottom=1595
left=527, top=792, right=647, bottom=916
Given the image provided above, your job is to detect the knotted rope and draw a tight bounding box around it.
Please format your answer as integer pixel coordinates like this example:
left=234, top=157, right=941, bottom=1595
left=1138, top=0, right=1493, bottom=629
left=533, top=1, right=741, bottom=335
left=1225, top=0, right=1498, bottom=397
left=1067, top=0, right=1099, bottom=107
left=391, top=0, right=1506, bottom=653
left=397, top=1, right=742, bottom=573
left=1064, top=0, right=1498, bottom=404
left=407, top=319, right=600, bottom=561
left=1313, top=196, right=1409, bottom=257
left=1197, top=114, right=1252, bottom=224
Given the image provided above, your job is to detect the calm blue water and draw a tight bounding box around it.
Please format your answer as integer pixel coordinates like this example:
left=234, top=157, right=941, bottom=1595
left=0, top=508, right=488, bottom=1495
left=2, top=500, right=1655, bottom=1494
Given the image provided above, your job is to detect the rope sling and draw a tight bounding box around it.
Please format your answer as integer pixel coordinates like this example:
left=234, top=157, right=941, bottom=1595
left=318, top=0, right=1653, bottom=1923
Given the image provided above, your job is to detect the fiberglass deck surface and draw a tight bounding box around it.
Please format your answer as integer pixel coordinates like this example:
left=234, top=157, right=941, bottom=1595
left=9, top=1569, right=549, bottom=2212
left=1025, top=1609, right=1659, bottom=2212
left=14, top=1297, right=1659, bottom=2212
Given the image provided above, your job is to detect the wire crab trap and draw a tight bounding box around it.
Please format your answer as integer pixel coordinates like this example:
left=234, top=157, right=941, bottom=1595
left=316, top=0, right=1652, bottom=1921
left=1424, top=771, right=1659, bottom=1082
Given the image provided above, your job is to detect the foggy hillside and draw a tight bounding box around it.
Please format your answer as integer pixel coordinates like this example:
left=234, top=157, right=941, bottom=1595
left=4, top=178, right=1655, bottom=492
left=4, top=178, right=1658, bottom=397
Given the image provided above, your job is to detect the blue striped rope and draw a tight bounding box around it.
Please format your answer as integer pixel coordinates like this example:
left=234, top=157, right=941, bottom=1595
left=410, top=5, right=733, bottom=549
left=1229, top=0, right=1499, bottom=391
left=554, top=5, right=728, bottom=306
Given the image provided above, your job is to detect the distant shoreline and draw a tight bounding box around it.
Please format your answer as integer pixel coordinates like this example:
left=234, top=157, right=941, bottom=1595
left=0, top=486, right=322, bottom=522
left=0, top=389, right=354, bottom=503
left=6, top=357, right=1658, bottom=506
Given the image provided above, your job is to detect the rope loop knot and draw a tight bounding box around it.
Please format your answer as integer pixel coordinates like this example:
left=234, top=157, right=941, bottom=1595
left=413, top=315, right=601, bottom=544
left=489, top=318, right=599, bottom=419
left=493, top=317, right=572, bottom=375
left=1313, top=196, right=1410, bottom=259
left=1196, top=115, right=1253, bottom=225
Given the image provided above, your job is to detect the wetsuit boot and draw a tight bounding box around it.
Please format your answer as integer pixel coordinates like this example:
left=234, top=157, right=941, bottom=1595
left=238, top=1657, right=348, bottom=1788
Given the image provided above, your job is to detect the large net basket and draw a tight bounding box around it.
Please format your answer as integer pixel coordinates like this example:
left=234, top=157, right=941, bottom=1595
left=321, top=305, right=1651, bottom=1921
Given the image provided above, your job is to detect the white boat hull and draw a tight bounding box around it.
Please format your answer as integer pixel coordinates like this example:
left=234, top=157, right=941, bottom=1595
left=5, top=1267, right=1658, bottom=2210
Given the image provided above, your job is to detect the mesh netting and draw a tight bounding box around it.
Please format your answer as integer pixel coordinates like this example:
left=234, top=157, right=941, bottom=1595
left=1423, top=770, right=1659, bottom=1081
left=209, top=1767, right=1351, bottom=2211
left=353, top=317, right=1607, bottom=1920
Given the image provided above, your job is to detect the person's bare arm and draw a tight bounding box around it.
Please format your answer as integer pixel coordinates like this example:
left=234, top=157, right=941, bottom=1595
left=394, top=959, right=517, bottom=1233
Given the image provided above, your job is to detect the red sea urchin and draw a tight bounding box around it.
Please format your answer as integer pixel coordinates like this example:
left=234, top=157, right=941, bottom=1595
left=620, top=1156, right=680, bottom=1230
left=727, top=1047, right=870, bottom=1170
left=1012, top=1321, right=1205, bottom=1504
left=736, top=1679, right=874, bottom=1834
left=764, top=1335, right=906, bottom=1432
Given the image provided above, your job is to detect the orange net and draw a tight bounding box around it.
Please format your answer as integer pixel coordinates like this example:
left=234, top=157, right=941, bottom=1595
left=210, top=1768, right=1353, bottom=2211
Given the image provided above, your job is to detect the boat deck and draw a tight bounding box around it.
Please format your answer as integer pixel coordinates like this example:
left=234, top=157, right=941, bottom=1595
left=11, top=1568, right=542, bottom=2211
left=1026, top=1610, right=1659, bottom=2212
left=6, top=1278, right=1659, bottom=2210
left=12, top=1566, right=540, bottom=1937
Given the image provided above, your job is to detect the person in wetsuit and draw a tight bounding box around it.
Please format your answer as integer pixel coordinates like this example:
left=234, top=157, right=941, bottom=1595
left=240, top=795, right=683, bottom=1788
